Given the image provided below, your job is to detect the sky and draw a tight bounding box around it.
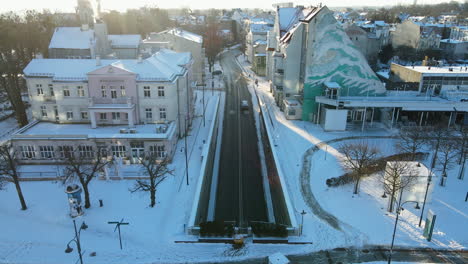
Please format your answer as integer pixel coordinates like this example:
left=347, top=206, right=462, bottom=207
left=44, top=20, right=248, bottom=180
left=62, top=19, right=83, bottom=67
left=0, top=0, right=463, bottom=13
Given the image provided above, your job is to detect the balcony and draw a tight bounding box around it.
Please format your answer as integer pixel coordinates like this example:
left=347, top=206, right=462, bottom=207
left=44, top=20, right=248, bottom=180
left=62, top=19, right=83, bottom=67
left=89, top=97, right=133, bottom=106
left=42, top=96, right=56, bottom=104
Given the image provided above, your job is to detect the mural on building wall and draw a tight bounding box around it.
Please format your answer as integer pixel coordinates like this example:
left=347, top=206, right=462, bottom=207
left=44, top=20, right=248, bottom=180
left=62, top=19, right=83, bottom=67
left=302, top=12, right=386, bottom=120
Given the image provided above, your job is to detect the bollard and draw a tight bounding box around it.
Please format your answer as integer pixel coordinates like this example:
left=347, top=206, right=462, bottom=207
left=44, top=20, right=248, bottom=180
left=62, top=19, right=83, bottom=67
left=99, top=199, right=103, bottom=207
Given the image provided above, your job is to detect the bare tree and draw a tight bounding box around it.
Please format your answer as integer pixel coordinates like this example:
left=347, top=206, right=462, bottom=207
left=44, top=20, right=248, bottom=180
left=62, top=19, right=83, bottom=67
left=339, top=141, right=380, bottom=194
left=63, top=147, right=112, bottom=208
left=382, top=161, right=418, bottom=212
left=396, top=127, right=427, bottom=161
left=437, top=138, right=458, bottom=186
left=130, top=153, right=173, bottom=207
left=455, top=125, right=468, bottom=165
left=0, top=142, right=27, bottom=210
left=426, top=124, right=450, bottom=169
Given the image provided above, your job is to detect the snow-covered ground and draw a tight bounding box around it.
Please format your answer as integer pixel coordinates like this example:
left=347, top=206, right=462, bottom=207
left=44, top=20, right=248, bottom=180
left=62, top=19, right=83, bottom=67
left=236, top=53, right=468, bottom=251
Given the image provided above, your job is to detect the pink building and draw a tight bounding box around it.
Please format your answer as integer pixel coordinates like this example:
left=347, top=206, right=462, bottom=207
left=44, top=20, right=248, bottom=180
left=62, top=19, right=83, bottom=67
left=13, top=49, right=195, bottom=164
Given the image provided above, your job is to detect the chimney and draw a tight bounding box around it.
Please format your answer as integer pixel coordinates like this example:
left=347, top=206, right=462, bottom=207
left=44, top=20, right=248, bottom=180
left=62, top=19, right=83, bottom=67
left=137, top=54, right=143, bottom=63
left=96, top=55, right=101, bottom=66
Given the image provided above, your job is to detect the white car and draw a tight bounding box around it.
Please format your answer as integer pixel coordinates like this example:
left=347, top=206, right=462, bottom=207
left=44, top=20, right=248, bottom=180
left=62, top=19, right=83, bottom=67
left=241, top=100, right=249, bottom=110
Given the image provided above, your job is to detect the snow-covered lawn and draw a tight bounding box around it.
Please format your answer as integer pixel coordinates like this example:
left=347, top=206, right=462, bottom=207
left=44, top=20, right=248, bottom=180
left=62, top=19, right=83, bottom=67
left=237, top=53, right=468, bottom=251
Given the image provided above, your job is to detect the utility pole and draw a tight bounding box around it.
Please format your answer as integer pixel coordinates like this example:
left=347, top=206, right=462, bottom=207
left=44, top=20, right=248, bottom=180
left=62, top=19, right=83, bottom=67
left=184, top=117, right=189, bottom=186
left=419, top=169, right=432, bottom=227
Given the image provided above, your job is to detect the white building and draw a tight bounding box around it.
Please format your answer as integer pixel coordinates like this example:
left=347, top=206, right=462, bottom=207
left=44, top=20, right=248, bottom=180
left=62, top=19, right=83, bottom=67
left=245, top=19, right=273, bottom=63
left=145, top=28, right=204, bottom=85
left=14, top=49, right=195, bottom=164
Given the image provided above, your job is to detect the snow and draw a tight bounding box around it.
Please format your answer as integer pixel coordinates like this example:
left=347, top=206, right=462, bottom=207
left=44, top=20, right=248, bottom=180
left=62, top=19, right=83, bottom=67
left=14, top=121, right=176, bottom=140
left=48, top=27, right=94, bottom=50
left=406, top=65, right=468, bottom=75
left=108, top=35, right=141, bottom=48
left=250, top=23, right=272, bottom=33
left=163, top=28, right=203, bottom=44
left=237, top=52, right=467, bottom=251
left=23, top=49, right=191, bottom=82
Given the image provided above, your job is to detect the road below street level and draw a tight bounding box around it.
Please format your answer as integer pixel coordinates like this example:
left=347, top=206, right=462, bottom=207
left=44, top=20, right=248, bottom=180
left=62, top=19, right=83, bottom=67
left=214, top=51, right=268, bottom=226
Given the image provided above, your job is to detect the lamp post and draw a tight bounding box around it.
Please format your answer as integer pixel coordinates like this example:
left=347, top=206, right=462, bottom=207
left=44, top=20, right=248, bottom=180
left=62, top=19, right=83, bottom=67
left=300, top=210, right=307, bottom=236
left=65, top=220, right=88, bottom=264
left=388, top=189, right=420, bottom=264
left=418, top=169, right=433, bottom=227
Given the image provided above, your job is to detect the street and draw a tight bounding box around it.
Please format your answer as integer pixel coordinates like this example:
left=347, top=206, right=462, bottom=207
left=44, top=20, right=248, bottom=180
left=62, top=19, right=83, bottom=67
left=213, top=51, right=268, bottom=226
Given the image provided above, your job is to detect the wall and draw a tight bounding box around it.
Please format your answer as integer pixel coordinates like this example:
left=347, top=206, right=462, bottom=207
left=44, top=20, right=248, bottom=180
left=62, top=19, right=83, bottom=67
left=323, top=108, right=347, bottom=131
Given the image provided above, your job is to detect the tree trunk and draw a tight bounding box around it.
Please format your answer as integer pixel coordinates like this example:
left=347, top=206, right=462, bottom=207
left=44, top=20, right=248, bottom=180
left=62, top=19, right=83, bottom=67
left=82, top=183, right=91, bottom=209
left=388, top=189, right=396, bottom=212
left=353, top=177, right=360, bottom=194
left=150, top=188, right=156, bottom=207
left=13, top=177, right=27, bottom=210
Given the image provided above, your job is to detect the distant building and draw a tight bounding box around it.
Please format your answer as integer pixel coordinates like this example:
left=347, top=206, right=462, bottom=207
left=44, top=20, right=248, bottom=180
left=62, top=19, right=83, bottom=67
left=48, top=23, right=141, bottom=59
left=450, top=25, right=468, bottom=42
left=245, top=19, right=273, bottom=63
left=439, top=39, right=468, bottom=60
left=15, top=49, right=195, bottom=164
left=344, top=24, right=380, bottom=64
left=392, top=20, right=441, bottom=50
left=146, top=28, right=204, bottom=84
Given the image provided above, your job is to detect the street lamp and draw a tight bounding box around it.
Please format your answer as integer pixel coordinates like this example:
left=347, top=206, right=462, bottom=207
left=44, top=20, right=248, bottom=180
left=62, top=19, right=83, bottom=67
left=65, top=220, right=88, bottom=264
left=387, top=192, right=420, bottom=264
left=300, top=210, right=307, bottom=236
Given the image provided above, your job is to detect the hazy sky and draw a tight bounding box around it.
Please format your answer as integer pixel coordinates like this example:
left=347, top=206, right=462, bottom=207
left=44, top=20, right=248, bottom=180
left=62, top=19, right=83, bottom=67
left=0, top=0, right=462, bottom=13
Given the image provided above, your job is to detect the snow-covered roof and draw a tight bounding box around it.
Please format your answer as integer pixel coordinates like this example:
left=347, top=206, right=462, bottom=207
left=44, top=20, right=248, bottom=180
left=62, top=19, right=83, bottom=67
left=250, top=22, right=272, bottom=33
left=48, top=27, right=95, bottom=50
left=23, top=49, right=191, bottom=82
left=15, top=121, right=176, bottom=140
left=278, top=7, right=302, bottom=35
left=440, top=39, right=467, bottom=44
left=108, top=34, right=141, bottom=48
left=324, top=82, right=341, bottom=89
left=254, top=39, right=267, bottom=45
left=405, top=65, right=468, bottom=75
left=161, top=28, right=203, bottom=43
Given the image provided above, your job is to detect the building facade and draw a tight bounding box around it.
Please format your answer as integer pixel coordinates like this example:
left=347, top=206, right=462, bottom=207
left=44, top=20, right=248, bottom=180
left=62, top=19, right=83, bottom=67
left=14, top=49, right=194, bottom=164
left=146, top=28, right=204, bottom=85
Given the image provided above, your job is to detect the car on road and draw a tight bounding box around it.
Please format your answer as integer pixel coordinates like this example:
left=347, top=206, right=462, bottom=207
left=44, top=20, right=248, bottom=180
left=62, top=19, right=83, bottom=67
left=241, top=100, right=249, bottom=110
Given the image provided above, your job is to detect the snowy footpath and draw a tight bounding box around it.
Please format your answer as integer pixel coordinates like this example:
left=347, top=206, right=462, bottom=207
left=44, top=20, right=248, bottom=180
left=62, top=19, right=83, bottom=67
left=236, top=53, right=467, bottom=253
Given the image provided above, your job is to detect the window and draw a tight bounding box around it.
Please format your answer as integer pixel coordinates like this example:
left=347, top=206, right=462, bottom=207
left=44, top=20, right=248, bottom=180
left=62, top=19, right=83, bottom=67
left=158, top=86, right=165, bottom=97
left=66, top=111, right=73, bottom=120
left=54, top=106, right=59, bottom=121
left=111, top=145, right=126, bottom=157
left=145, top=108, right=152, bottom=119
left=63, top=87, right=70, bottom=97
left=112, top=112, right=121, bottom=120
left=110, top=86, right=117, bottom=98
left=77, top=86, right=85, bottom=97
left=39, top=146, right=55, bottom=159
left=58, top=146, right=73, bottom=158
left=144, top=86, right=151, bottom=98
left=48, top=84, right=54, bottom=96
left=36, top=84, right=43, bottom=96
left=20, top=146, right=35, bottom=159
left=78, top=145, right=93, bottom=158
left=149, top=145, right=166, bottom=158
left=40, top=105, right=47, bottom=117
left=120, top=86, right=126, bottom=96
left=100, top=113, right=107, bottom=120
left=288, top=109, right=296, bottom=116
left=81, top=111, right=88, bottom=119
left=159, top=108, right=166, bottom=119
left=101, top=86, right=107, bottom=97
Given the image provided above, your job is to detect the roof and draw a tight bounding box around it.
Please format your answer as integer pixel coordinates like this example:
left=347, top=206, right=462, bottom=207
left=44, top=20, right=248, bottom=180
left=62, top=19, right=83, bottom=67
left=160, top=28, right=203, bottom=43
left=23, top=49, right=191, bottom=82
left=108, top=34, right=141, bottom=48
left=404, top=65, right=468, bottom=75
left=250, top=23, right=272, bottom=33
left=324, top=82, right=341, bottom=89
left=14, top=121, right=176, bottom=140
left=48, top=27, right=95, bottom=50
left=278, top=7, right=303, bottom=36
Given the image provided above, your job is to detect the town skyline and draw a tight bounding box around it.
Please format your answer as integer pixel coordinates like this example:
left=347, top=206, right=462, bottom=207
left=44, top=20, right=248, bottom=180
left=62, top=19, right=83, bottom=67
left=0, top=0, right=462, bottom=13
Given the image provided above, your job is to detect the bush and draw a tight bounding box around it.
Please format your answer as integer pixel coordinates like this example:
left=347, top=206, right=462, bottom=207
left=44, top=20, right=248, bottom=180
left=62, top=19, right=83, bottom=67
left=326, top=152, right=426, bottom=187
left=251, top=222, right=288, bottom=237
left=199, top=220, right=234, bottom=237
